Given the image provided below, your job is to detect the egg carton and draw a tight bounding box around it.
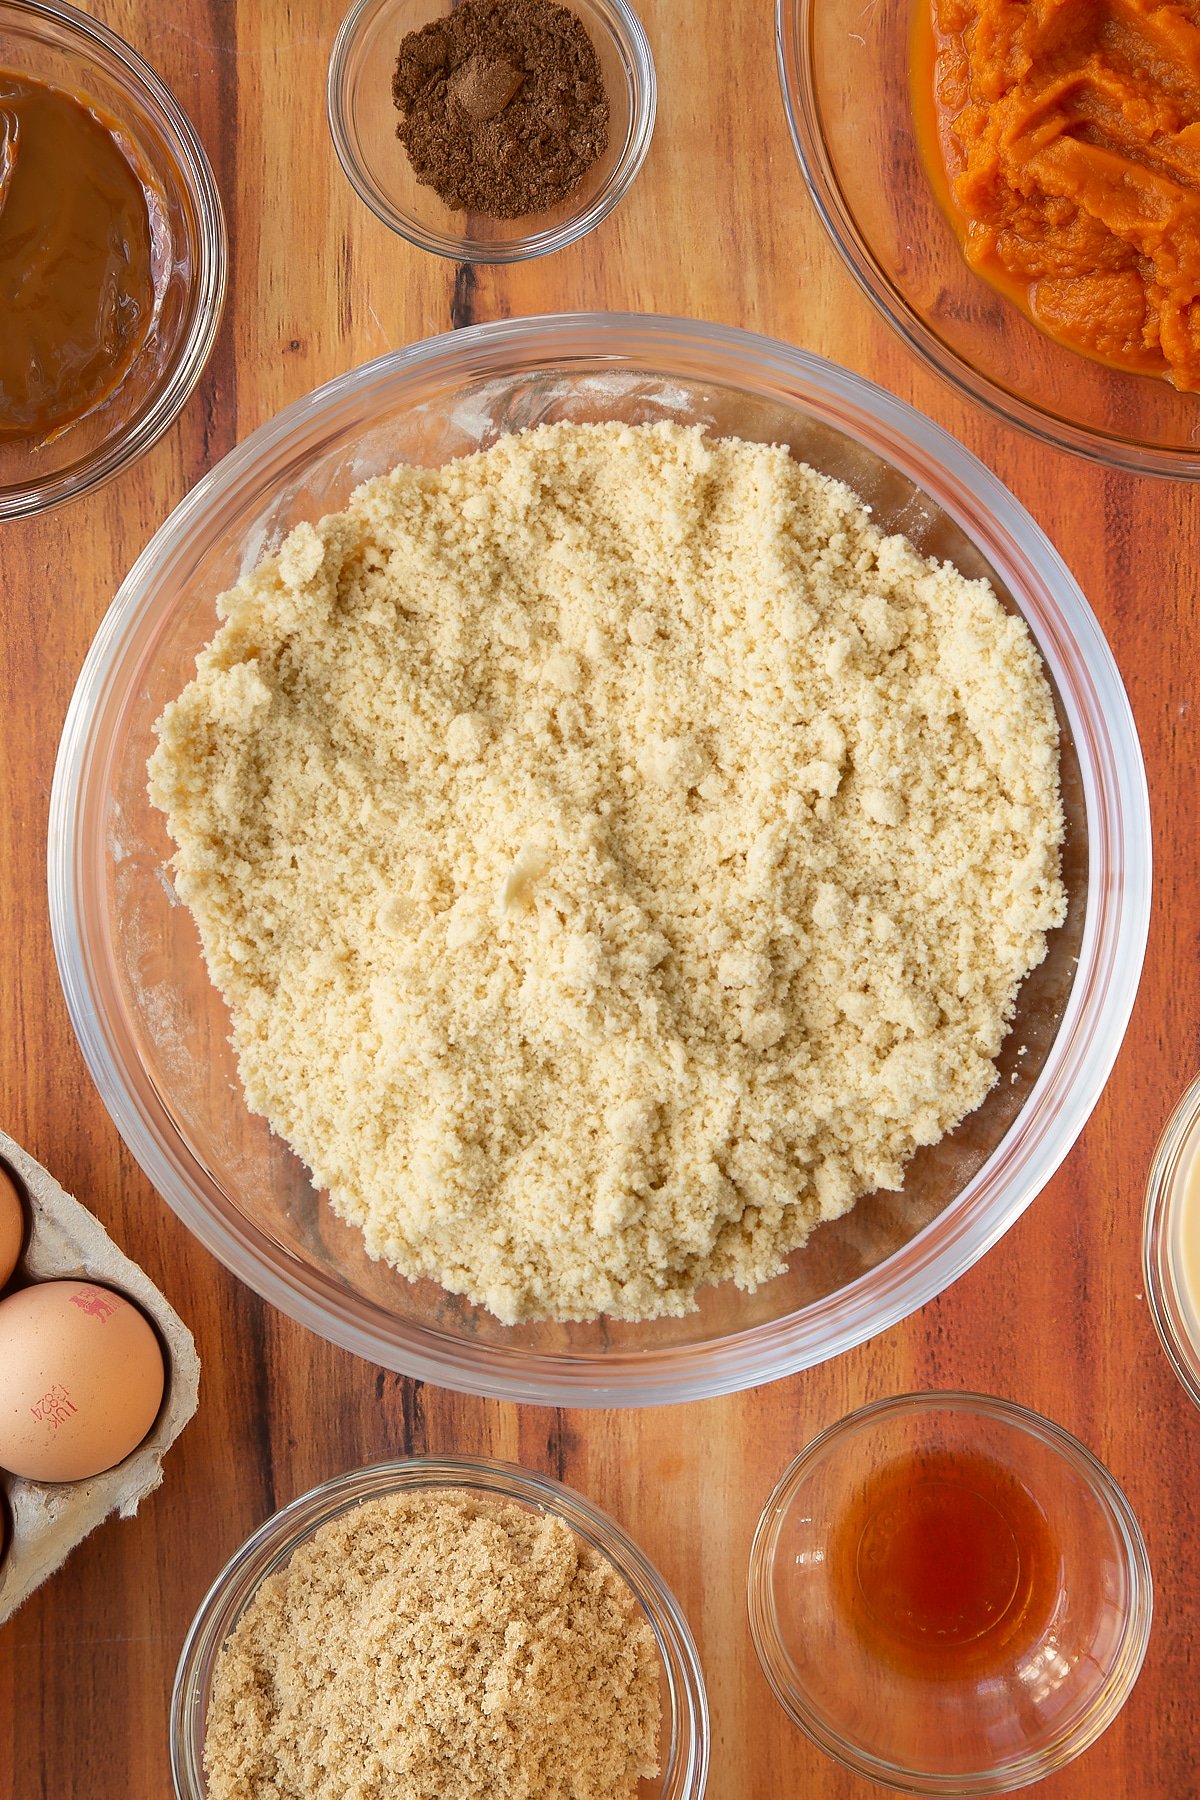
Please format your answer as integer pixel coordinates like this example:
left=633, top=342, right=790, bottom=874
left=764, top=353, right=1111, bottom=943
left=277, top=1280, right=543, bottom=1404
left=0, top=1128, right=200, bottom=1626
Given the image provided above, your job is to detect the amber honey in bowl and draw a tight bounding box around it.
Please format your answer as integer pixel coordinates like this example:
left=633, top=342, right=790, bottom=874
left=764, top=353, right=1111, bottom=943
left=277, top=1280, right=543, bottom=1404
left=829, top=1448, right=1058, bottom=1679
left=748, top=1393, right=1152, bottom=1793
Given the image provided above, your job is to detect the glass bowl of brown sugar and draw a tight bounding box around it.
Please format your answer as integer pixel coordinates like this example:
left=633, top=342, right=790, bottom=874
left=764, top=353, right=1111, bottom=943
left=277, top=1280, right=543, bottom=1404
left=171, top=1456, right=708, bottom=1800
left=327, top=0, right=655, bottom=261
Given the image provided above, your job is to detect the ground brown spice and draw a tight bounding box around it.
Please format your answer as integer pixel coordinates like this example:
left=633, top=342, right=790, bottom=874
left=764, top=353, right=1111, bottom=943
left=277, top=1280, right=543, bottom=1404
left=392, top=0, right=609, bottom=219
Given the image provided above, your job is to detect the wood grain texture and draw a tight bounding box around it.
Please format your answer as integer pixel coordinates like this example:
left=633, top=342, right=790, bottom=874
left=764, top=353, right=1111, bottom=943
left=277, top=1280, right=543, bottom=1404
left=0, top=1, right=1196, bottom=1795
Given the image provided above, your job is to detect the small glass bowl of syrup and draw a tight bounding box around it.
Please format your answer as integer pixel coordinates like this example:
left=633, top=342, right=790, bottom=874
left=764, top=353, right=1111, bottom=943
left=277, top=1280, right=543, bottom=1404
left=748, top=1392, right=1152, bottom=1795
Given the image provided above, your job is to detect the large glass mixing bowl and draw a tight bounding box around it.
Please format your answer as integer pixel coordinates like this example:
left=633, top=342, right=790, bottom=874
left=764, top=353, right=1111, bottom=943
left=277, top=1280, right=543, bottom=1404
left=49, top=315, right=1150, bottom=1406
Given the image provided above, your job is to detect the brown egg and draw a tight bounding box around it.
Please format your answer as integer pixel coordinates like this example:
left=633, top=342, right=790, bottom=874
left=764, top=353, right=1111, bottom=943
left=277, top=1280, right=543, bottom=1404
left=0, top=1280, right=165, bottom=1482
left=0, top=1164, right=24, bottom=1289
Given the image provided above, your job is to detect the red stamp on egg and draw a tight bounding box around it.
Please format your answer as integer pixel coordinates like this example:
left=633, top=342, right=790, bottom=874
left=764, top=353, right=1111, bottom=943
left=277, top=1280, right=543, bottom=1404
left=30, top=1383, right=77, bottom=1430
left=68, top=1286, right=118, bottom=1323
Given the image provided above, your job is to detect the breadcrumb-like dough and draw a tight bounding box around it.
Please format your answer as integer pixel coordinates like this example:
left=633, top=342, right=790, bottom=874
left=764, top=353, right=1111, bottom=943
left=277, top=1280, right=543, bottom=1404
left=148, top=422, right=1066, bottom=1323
left=202, top=1492, right=661, bottom=1800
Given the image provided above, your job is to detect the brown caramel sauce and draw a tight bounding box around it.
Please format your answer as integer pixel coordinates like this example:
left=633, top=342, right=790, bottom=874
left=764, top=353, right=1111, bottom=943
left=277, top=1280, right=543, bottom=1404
left=0, top=73, right=162, bottom=441
left=830, top=1449, right=1060, bottom=1677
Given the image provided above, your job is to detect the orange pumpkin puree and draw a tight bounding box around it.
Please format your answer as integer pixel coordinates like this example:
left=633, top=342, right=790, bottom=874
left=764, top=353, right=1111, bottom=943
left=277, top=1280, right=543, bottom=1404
left=917, top=0, right=1200, bottom=389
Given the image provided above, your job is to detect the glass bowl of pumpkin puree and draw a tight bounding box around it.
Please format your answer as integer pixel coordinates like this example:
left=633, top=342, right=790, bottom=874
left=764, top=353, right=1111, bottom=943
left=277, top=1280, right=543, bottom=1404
left=0, top=0, right=225, bottom=518
left=778, top=0, right=1200, bottom=476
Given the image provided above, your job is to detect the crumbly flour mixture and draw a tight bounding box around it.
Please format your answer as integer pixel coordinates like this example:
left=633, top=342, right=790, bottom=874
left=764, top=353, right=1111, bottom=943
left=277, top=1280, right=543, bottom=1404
left=149, top=422, right=1066, bottom=1323
left=202, top=1492, right=661, bottom=1800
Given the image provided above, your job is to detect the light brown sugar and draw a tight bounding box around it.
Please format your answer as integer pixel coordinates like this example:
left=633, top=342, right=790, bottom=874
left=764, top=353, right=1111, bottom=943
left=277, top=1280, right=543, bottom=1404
left=202, top=1491, right=662, bottom=1800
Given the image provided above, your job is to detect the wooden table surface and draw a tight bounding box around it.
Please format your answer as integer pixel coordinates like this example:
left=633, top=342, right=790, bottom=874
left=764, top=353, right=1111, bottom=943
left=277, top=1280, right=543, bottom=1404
left=1, top=2, right=1196, bottom=1795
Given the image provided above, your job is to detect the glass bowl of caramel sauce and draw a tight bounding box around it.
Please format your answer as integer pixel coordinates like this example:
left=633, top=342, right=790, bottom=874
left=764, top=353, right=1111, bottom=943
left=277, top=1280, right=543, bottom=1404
left=748, top=1393, right=1152, bottom=1793
left=0, top=0, right=225, bottom=517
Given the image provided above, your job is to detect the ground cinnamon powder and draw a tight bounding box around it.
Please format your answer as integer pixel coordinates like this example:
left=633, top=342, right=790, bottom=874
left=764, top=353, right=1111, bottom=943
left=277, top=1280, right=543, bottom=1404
left=392, top=0, right=609, bottom=219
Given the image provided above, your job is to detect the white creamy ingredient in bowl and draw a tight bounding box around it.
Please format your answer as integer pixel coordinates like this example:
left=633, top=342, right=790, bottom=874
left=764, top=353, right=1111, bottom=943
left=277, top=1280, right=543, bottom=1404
left=147, top=421, right=1065, bottom=1323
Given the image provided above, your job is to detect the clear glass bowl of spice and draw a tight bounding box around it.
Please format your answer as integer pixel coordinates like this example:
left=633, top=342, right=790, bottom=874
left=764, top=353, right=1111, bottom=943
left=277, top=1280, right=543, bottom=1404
left=0, top=0, right=226, bottom=517
left=171, top=1456, right=709, bottom=1800
left=327, top=0, right=655, bottom=261
left=748, top=1393, right=1153, bottom=1793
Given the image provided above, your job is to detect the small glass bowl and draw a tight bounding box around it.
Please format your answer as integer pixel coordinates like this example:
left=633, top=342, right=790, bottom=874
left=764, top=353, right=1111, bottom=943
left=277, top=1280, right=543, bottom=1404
left=1143, top=1073, right=1200, bottom=1410
left=171, top=1456, right=709, bottom=1800
left=776, top=0, right=1200, bottom=477
left=0, top=0, right=226, bottom=517
left=747, top=1393, right=1153, bottom=1795
left=327, top=0, right=655, bottom=261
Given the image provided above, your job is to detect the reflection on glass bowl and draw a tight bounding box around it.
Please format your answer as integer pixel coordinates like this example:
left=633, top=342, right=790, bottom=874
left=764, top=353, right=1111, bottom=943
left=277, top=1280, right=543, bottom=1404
left=1143, top=1072, right=1200, bottom=1411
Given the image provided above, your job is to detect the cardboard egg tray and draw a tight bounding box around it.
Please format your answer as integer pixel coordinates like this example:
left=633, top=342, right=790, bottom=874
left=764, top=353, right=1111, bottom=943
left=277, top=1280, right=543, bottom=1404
left=0, top=1128, right=200, bottom=1625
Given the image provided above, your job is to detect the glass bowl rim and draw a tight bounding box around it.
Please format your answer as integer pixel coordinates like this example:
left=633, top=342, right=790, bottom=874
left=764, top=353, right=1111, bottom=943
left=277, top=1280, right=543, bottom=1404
left=0, top=0, right=227, bottom=518
left=746, top=1388, right=1155, bottom=1796
left=325, top=0, right=657, bottom=263
left=1142, top=1071, right=1200, bottom=1410
left=774, top=0, right=1200, bottom=479
left=48, top=311, right=1152, bottom=1408
left=169, top=1452, right=710, bottom=1800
